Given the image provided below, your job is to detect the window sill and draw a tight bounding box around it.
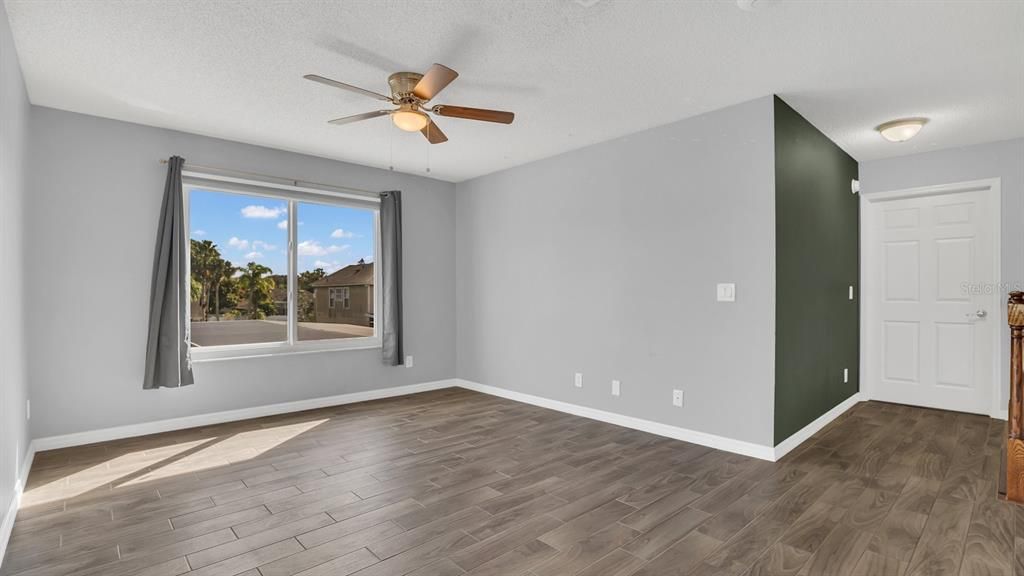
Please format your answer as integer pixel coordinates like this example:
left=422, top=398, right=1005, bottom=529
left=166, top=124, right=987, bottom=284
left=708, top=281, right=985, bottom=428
left=191, top=338, right=382, bottom=363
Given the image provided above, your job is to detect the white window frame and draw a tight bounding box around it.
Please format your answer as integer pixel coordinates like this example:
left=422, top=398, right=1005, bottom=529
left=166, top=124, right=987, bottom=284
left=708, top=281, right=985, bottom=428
left=328, top=287, right=350, bottom=310
left=183, top=171, right=382, bottom=361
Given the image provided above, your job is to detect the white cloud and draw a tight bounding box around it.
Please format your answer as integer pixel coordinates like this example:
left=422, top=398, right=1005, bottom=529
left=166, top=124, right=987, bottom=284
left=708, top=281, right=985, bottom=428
left=300, top=241, right=350, bottom=258
left=330, top=228, right=356, bottom=239
left=193, top=229, right=206, bottom=237
left=297, top=240, right=327, bottom=257
left=252, top=240, right=277, bottom=251
left=241, top=205, right=285, bottom=219
left=244, top=251, right=264, bottom=260
left=277, top=219, right=304, bottom=229
left=228, top=237, right=249, bottom=250
left=313, top=259, right=340, bottom=272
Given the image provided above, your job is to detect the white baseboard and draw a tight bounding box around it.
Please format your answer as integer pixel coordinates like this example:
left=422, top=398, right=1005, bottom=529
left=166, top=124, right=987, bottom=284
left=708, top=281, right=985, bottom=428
left=23, top=379, right=864, bottom=486
left=772, top=393, right=864, bottom=461
left=992, top=409, right=1008, bottom=421
left=454, top=379, right=777, bottom=461
left=0, top=441, right=36, bottom=569
left=32, top=379, right=457, bottom=452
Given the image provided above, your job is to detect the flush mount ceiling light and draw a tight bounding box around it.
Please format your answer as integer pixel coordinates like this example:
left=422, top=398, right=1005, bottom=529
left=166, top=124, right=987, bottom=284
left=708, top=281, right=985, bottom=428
left=736, top=0, right=769, bottom=10
left=876, top=117, right=929, bottom=142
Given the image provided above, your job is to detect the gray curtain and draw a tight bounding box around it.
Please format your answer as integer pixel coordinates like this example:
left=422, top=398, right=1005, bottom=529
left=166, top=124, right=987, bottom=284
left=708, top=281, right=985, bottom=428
left=143, top=156, right=194, bottom=389
left=380, top=190, right=404, bottom=365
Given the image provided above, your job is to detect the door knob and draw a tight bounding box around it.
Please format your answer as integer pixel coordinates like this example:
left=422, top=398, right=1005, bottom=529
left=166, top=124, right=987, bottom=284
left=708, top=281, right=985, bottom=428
left=966, top=309, right=987, bottom=319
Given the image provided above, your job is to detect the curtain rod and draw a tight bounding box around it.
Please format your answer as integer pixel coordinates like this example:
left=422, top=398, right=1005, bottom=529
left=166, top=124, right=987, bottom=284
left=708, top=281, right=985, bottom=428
left=158, top=159, right=382, bottom=198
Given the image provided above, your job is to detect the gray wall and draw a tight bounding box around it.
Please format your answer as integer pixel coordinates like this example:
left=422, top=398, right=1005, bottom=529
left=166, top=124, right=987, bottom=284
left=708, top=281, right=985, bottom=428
left=860, top=138, right=1024, bottom=408
left=0, top=0, right=30, bottom=538
left=26, top=107, right=456, bottom=439
left=455, top=97, right=777, bottom=446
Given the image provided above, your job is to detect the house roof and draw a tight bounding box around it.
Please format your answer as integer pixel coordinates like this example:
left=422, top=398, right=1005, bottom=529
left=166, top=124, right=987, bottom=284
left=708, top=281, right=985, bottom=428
left=312, top=261, right=373, bottom=288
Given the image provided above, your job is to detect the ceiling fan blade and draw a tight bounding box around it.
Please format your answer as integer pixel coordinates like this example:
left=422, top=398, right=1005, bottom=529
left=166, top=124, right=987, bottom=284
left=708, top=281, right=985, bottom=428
left=305, top=74, right=393, bottom=103
left=432, top=105, right=514, bottom=124
left=420, top=118, right=448, bottom=144
left=327, top=110, right=392, bottom=125
left=413, top=64, right=458, bottom=101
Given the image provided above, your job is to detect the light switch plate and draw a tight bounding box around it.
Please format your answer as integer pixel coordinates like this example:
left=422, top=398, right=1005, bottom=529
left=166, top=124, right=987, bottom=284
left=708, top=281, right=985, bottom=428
left=716, top=283, right=736, bottom=302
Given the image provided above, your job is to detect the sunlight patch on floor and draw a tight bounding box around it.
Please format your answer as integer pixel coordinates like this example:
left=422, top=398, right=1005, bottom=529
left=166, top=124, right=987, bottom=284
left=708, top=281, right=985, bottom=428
left=22, top=418, right=328, bottom=505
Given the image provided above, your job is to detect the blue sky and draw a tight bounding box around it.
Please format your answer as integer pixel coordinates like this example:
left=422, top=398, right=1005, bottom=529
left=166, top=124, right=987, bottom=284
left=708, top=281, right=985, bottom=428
left=188, top=187, right=375, bottom=275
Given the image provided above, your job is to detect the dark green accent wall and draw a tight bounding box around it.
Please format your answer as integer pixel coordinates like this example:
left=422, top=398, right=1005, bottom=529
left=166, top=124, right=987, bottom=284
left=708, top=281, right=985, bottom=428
left=774, top=96, right=860, bottom=446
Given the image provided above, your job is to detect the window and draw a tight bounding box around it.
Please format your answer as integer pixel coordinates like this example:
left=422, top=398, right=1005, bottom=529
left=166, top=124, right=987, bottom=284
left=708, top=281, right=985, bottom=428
left=328, top=287, right=350, bottom=310
left=185, top=175, right=379, bottom=358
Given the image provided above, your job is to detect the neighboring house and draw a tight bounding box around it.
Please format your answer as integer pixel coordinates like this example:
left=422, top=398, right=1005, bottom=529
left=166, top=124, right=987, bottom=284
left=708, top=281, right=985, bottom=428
left=311, top=260, right=374, bottom=326
left=271, top=284, right=288, bottom=317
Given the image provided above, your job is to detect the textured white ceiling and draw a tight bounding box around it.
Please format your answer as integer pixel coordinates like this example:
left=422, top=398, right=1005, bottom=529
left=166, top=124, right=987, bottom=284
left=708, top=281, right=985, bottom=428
left=5, top=0, right=1023, bottom=182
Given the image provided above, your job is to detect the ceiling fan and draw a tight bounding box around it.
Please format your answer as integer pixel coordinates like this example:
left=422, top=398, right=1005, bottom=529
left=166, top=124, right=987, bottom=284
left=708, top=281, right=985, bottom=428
left=305, top=64, right=515, bottom=144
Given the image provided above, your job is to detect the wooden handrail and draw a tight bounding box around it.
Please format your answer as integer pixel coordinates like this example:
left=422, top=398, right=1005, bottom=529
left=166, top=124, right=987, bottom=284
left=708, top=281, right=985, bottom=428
left=1006, top=291, right=1024, bottom=502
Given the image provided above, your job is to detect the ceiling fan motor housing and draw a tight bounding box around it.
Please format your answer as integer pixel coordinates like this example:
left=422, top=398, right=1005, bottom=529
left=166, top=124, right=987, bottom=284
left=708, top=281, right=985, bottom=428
left=388, top=72, right=424, bottom=104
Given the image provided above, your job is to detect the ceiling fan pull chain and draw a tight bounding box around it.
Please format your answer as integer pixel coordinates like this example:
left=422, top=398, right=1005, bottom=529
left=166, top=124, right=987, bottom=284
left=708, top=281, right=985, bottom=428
left=388, top=120, right=394, bottom=172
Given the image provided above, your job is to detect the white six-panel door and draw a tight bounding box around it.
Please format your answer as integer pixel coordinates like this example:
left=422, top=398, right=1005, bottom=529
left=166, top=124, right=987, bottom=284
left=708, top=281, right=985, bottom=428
left=866, top=185, right=997, bottom=415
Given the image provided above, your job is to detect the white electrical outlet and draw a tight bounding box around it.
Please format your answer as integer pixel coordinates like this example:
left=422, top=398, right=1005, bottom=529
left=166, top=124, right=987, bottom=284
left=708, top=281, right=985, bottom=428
left=672, top=389, right=684, bottom=407
left=611, top=380, right=620, bottom=397
left=843, top=368, right=849, bottom=383
left=405, top=355, right=414, bottom=368
left=574, top=373, right=583, bottom=388
left=716, top=283, right=736, bottom=302
left=26, top=400, right=30, bottom=421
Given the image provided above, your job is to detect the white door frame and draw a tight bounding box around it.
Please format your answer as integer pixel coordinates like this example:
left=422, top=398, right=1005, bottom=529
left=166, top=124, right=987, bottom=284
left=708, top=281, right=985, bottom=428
left=860, top=178, right=1004, bottom=419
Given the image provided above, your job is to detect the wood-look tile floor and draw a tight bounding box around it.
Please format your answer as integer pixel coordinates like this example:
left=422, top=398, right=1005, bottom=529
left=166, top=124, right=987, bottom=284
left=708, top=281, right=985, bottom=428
left=3, top=388, right=1021, bottom=576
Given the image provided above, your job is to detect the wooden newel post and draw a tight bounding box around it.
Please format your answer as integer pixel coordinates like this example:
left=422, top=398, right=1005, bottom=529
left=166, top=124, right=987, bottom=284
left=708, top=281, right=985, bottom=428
left=1006, top=291, right=1024, bottom=503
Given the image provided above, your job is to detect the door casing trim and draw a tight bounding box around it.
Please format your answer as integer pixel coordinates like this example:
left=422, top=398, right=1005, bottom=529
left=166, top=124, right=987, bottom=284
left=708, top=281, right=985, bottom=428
left=860, top=178, right=1004, bottom=419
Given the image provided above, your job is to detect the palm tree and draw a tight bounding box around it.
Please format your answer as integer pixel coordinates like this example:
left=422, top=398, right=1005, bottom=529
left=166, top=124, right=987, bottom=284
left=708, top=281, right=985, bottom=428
left=236, top=262, right=275, bottom=320
left=210, top=258, right=234, bottom=321
left=190, top=239, right=219, bottom=321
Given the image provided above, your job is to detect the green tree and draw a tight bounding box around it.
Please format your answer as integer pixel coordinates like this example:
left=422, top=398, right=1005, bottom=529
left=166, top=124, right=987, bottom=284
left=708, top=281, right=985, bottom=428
left=190, top=276, right=202, bottom=301
left=298, top=268, right=326, bottom=321
left=209, top=257, right=235, bottom=321
left=299, top=268, right=326, bottom=291
left=191, top=240, right=223, bottom=320
left=235, top=262, right=275, bottom=320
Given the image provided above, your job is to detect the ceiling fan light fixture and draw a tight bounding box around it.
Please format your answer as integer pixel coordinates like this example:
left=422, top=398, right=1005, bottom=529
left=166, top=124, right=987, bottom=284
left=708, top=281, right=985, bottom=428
left=876, top=117, right=928, bottom=142
left=392, top=108, right=429, bottom=132
left=306, top=63, right=514, bottom=144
